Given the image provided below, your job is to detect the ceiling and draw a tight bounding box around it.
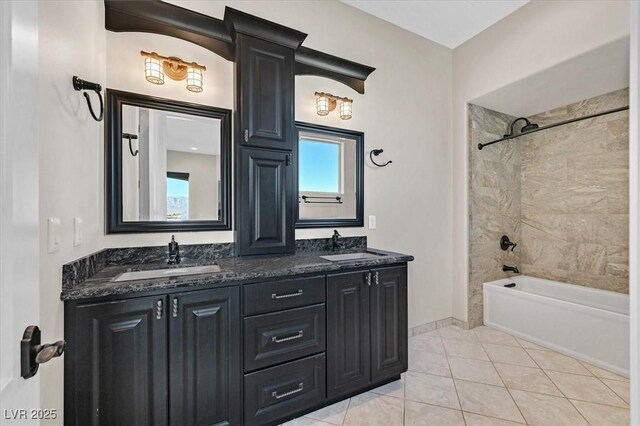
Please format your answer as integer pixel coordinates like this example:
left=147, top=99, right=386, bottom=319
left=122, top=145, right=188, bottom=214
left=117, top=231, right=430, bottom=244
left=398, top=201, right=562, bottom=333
left=165, top=111, right=220, bottom=156
left=472, top=37, right=630, bottom=117
left=341, top=0, right=529, bottom=49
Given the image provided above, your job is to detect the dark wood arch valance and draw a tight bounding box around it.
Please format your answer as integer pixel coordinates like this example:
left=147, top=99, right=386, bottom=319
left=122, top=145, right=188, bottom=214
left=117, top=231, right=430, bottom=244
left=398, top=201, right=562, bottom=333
left=104, top=0, right=375, bottom=93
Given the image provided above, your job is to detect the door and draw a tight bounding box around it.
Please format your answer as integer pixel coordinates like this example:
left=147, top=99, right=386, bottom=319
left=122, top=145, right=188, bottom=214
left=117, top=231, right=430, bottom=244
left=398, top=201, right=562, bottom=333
left=237, top=148, right=294, bottom=256
left=326, top=270, right=371, bottom=398
left=238, top=34, right=294, bottom=150
left=71, top=297, right=169, bottom=426
left=370, top=266, right=408, bottom=382
left=169, top=287, right=241, bottom=426
left=0, top=1, right=41, bottom=423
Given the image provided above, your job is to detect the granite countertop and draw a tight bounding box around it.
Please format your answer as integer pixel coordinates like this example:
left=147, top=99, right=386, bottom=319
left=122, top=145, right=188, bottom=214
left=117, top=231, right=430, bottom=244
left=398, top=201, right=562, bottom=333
left=61, top=242, right=413, bottom=301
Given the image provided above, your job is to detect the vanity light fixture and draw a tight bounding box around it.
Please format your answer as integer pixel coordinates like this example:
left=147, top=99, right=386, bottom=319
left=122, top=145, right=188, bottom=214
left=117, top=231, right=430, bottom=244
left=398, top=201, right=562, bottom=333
left=140, top=51, right=206, bottom=93
left=315, top=92, right=353, bottom=120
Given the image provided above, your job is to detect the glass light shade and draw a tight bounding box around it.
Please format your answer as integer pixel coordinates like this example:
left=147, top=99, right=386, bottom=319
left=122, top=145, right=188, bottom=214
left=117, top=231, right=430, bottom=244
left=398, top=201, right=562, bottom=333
left=339, top=99, right=353, bottom=120
left=186, top=67, right=203, bottom=93
left=316, top=95, right=330, bottom=116
left=144, top=57, right=164, bottom=85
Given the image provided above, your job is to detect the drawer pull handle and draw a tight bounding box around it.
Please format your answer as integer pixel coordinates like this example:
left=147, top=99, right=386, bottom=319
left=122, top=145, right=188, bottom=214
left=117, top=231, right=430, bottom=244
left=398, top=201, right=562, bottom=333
left=272, top=330, right=303, bottom=343
left=271, top=289, right=303, bottom=300
left=272, top=382, right=304, bottom=399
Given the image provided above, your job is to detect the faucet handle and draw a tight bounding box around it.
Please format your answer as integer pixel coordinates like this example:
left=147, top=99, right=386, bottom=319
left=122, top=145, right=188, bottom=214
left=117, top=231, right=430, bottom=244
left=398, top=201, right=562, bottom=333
left=333, top=230, right=341, bottom=237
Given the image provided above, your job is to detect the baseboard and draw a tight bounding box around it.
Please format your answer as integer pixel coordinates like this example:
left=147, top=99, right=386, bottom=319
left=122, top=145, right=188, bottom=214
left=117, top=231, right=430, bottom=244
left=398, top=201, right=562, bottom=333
left=410, top=317, right=470, bottom=336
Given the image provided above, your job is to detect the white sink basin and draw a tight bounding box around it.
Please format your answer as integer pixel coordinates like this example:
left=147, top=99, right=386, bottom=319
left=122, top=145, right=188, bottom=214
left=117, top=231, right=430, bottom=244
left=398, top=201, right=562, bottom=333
left=112, top=265, right=222, bottom=282
left=320, top=252, right=386, bottom=262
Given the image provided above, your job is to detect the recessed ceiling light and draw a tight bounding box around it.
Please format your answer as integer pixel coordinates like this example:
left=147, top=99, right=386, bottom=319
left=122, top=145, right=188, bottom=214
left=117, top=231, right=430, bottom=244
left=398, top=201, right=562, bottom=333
left=191, top=147, right=198, bottom=150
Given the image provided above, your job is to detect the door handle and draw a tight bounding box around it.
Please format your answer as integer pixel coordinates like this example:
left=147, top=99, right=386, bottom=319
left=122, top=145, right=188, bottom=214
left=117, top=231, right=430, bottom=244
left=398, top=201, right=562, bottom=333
left=172, top=297, right=179, bottom=318
left=21, top=326, right=66, bottom=379
left=365, top=272, right=371, bottom=286
left=374, top=271, right=379, bottom=285
left=286, top=153, right=293, bottom=166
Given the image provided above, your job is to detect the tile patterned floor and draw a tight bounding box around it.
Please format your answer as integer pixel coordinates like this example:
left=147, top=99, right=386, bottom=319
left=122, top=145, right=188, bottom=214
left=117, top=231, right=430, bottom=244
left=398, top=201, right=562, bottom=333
left=282, top=325, right=630, bottom=426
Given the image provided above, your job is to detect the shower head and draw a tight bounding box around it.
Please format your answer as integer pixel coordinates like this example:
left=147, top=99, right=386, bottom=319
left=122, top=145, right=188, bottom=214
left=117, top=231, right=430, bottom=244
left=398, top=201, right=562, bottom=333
left=504, top=117, right=539, bottom=138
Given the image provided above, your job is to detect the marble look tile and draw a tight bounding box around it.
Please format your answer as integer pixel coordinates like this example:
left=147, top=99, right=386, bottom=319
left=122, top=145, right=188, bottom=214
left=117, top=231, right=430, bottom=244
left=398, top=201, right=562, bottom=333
left=304, top=399, right=350, bottom=425
left=473, top=326, right=520, bottom=347
left=578, top=361, right=629, bottom=382
left=405, top=371, right=460, bottom=409
left=410, top=334, right=446, bottom=355
left=525, top=349, right=592, bottom=375
left=575, top=243, right=607, bottom=274
left=408, top=350, right=451, bottom=377
left=442, top=339, right=489, bottom=361
left=369, top=375, right=404, bottom=399
left=601, top=378, right=630, bottom=404
left=343, top=393, right=403, bottom=426
left=463, top=412, right=525, bottom=425
left=571, top=400, right=630, bottom=426
left=483, top=344, right=536, bottom=367
left=438, top=326, right=480, bottom=342
left=509, top=389, right=588, bottom=426
left=493, top=363, right=562, bottom=396
left=404, top=400, right=465, bottom=426
left=515, top=338, right=549, bottom=351
left=448, top=357, right=503, bottom=386
left=454, top=380, right=524, bottom=423
left=546, top=371, right=627, bottom=407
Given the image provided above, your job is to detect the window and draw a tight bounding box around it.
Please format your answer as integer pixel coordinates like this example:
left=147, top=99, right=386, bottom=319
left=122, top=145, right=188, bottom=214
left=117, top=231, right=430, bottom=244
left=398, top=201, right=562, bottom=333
left=167, top=172, right=189, bottom=220
left=299, top=139, right=341, bottom=193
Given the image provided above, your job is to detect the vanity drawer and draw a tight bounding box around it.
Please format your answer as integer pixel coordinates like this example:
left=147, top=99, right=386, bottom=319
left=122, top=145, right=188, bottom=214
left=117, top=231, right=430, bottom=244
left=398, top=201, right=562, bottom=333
left=244, top=304, right=326, bottom=372
left=244, top=353, right=326, bottom=426
left=244, top=275, right=325, bottom=315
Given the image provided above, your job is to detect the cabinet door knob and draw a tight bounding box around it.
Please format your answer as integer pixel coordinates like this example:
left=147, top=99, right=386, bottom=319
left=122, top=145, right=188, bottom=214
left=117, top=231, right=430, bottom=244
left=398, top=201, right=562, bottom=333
left=244, top=129, right=249, bottom=142
left=374, top=271, right=379, bottom=285
left=366, top=272, right=371, bottom=286
left=172, top=298, right=179, bottom=318
left=156, top=299, right=163, bottom=319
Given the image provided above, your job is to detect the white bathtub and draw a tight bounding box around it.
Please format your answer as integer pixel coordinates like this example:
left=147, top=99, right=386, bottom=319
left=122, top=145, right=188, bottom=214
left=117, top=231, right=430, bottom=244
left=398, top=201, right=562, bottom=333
left=483, top=275, right=629, bottom=376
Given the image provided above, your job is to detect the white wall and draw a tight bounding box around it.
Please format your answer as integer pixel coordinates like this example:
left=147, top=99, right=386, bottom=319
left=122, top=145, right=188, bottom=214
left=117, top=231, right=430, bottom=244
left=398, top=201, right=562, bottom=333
left=38, top=0, right=106, bottom=418
left=167, top=151, right=219, bottom=220
left=451, top=0, right=631, bottom=322
left=629, top=1, right=639, bottom=422
left=39, top=0, right=453, bottom=421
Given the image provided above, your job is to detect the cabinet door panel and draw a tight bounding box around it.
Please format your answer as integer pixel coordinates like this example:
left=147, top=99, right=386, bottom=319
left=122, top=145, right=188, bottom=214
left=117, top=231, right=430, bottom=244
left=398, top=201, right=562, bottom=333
left=238, top=148, right=294, bottom=256
left=326, top=270, right=371, bottom=398
left=169, top=287, right=241, bottom=426
left=371, top=266, right=408, bottom=382
left=73, top=296, right=168, bottom=426
left=239, top=35, right=293, bottom=150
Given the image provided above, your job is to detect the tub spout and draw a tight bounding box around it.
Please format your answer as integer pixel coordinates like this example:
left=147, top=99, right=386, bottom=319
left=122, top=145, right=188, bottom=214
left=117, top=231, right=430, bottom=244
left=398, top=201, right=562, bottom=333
left=503, top=265, right=519, bottom=274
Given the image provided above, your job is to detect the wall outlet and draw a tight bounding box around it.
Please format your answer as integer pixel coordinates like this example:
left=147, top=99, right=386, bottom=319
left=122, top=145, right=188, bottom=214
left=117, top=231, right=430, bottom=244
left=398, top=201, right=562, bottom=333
left=47, top=217, right=61, bottom=253
left=74, top=217, right=83, bottom=247
left=368, top=215, right=376, bottom=230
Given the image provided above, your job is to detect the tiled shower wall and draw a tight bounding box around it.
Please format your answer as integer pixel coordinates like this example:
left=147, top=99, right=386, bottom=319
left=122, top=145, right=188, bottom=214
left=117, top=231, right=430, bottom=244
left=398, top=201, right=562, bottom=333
left=468, top=104, right=521, bottom=328
left=468, top=89, right=629, bottom=328
left=520, top=89, right=629, bottom=293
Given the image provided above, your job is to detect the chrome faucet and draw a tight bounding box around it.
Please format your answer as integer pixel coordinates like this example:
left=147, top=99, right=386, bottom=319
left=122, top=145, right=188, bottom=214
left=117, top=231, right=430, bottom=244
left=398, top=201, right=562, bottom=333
left=331, top=230, right=343, bottom=252
left=502, top=265, right=519, bottom=274
left=168, top=235, right=181, bottom=265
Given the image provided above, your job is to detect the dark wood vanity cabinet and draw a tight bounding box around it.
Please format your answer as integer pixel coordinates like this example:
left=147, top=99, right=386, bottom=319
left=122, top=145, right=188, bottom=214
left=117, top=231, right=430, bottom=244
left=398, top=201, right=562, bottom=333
left=327, top=265, right=408, bottom=399
left=237, top=34, right=294, bottom=150
left=237, top=148, right=295, bottom=256
left=66, top=287, right=241, bottom=426
left=234, top=30, right=298, bottom=257
left=66, top=264, right=408, bottom=425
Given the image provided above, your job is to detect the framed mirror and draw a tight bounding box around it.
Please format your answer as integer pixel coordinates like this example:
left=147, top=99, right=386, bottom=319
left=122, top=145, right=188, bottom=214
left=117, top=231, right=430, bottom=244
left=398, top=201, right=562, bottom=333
left=295, top=122, right=364, bottom=228
left=106, top=90, right=232, bottom=233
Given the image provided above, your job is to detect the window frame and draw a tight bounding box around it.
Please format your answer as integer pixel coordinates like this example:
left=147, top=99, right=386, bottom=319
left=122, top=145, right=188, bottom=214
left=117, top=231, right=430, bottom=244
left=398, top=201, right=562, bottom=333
left=294, top=121, right=364, bottom=229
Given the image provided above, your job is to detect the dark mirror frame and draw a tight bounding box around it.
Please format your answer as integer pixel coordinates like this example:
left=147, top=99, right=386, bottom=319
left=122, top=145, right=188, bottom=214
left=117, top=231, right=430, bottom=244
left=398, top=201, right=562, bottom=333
left=295, top=122, right=364, bottom=228
left=106, top=89, right=232, bottom=233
